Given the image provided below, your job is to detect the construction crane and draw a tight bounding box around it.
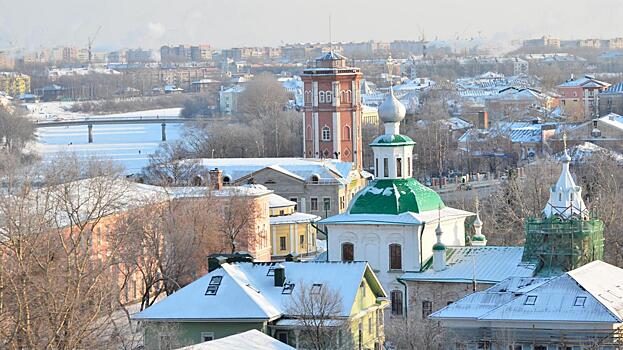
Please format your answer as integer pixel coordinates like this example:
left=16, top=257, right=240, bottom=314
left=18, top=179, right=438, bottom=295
left=87, top=25, right=102, bottom=66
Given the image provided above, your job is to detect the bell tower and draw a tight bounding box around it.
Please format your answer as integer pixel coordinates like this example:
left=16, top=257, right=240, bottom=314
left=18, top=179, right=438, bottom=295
left=301, top=52, right=363, bottom=169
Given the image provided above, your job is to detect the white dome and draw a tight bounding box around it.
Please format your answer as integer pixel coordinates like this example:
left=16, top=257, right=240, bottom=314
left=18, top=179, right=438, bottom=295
left=378, top=88, right=406, bottom=123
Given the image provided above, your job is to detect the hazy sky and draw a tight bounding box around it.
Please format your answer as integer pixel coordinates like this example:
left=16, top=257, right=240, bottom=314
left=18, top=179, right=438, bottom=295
left=1, top=0, right=622, bottom=51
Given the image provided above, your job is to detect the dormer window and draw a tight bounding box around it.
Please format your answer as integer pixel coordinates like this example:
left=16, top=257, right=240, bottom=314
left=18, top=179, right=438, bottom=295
left=524, top=295, right=537, bottom=305
left=574, top=296, right=587, bottom=306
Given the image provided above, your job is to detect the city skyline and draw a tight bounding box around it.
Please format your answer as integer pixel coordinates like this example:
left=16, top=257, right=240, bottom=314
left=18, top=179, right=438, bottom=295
left=2, top=0, right=623, bottom=51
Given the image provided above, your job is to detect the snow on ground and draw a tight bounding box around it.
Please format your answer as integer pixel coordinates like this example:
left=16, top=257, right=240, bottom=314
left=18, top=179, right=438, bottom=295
left=36, top=123, right=184, bottom=174
left=23, top=101, right=182, bottom=122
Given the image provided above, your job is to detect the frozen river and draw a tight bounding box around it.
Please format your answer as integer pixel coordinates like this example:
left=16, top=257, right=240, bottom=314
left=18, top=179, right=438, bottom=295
left=36, top=123, right=184, bottom=174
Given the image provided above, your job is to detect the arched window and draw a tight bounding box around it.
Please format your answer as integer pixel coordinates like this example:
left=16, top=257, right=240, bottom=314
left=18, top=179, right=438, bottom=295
left=310, top=174, right=319, bottom=184
left=222, top=176, right=231, bottom=185
left=319, top=91, right=325, bottom=103
left=341, top=242, right=354, bottom=262
left=389, top=244, right=402, bottom=270
left=326, top=91, right=332, bottom=103
left=322, top=126, right=331, bottom=141
left=390, top=290, right=403, bottom=316
left=343, top=125, right=351, bottom=140
left=345, top=90, right=352, bottom=103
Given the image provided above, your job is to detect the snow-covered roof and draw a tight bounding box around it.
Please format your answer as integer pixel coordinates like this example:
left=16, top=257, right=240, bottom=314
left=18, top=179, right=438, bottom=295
left=602, top=81, right=623, bottom=94
left=175, top=329, right=294, bottom=350
left=431, top=261, right=623, bottom=324
left=133, top=261, right=384, bottom=321
left=401, top=246, right=537, bottom=284
left=446, top=117, right=472, bottom=131
left=597, top=113, right=623, bottom=131
left=458, top=121, right=557, bottom=144
left=11, top=178, right=270, bottom=229
left=194, top=158, right=355, bottom=185
left=555, top=142, right=623, bottom=164
left=320, top=206, right=473, bottom=226
left=269, top=212, right=320, bottom=225
left=268, top=193, right=296, bottom=208
left=558, top=75, right=609, bottom=88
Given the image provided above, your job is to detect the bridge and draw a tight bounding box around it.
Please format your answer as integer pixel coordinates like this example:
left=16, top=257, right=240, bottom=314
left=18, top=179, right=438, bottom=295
left=34, top=116, right=222, bottom=143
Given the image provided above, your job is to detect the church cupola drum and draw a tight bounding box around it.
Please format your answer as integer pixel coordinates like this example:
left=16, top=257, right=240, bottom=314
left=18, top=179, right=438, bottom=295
left=301, top=52, right=363, bottom=168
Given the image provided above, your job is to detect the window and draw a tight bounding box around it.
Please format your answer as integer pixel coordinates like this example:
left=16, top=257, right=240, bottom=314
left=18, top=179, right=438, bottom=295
left=310, top=197, right=318, bottom=211
left=310, top=175, right=319, bottom=183
left=326, top=91, right=332, bottom=103
left=323, top=198, right=331, bottom=211
left=368, top=314, right=373, bottom=334
left=340, top=196, right=345, bottom=210
left=319, top=91, right=325, bottom=103
left=524, top=295, right=537, bottom=305
left=396, top=158, right=402, bottom=177
left=311, top=283, right=323, bottom=294
left=289, top=197, right=298, bottom=210
left=389, top=244, right=402, bottom=270
left=422, top=300, right=433, bottom=319
left=342, top=242, right=354, bottom=262
left=222, top=176, right=231, bottom=185
left=375, top=158, right=379, bottom=177
left=276, top=331, right=289, bottom=344
left=407, top=157, right=412, bottom=177
left=205, top=275, right=223, bottom=295
left=574, top=296, right=587, bottom=306
left=390, top=290, right=403, bottom=316
left=306, top=125, right=312, bottom=141
left=534, top=346, right=546, bottom=350
left=321, top=126, right=331, bottom=141
left=201, top=332, right=214, bottom=342
left=360, top=281, right=366, bottom=298
left=279, top=236, right=287, bottom=251
left=282, top=283, right=295, bottom=295
left=300, top=234, right=305, bottom=246
left=508, top=345, right=522, bottom=350
left=383, top=158, right=389, bottom=178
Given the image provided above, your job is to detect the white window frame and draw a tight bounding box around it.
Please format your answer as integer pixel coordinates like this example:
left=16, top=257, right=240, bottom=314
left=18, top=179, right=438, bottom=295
left=201, top=332, right=214, bottom=342
left=321, top=126, right=331, bottom=141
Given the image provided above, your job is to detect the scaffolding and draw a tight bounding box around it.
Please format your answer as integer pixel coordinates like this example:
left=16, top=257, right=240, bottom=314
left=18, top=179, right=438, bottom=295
left=522, top=215, right=604, bottom=276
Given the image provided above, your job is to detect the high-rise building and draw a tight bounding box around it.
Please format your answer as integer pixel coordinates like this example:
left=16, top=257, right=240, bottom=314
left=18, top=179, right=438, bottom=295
left=301, top=52, right=363, bottom=168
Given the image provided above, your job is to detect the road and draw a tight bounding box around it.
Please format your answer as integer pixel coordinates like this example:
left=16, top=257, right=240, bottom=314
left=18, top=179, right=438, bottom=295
left=437, top=180, right=501, bottom=204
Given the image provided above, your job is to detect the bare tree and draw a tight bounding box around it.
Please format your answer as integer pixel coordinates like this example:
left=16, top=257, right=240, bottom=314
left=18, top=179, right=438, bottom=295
left=142, top=142, right=201, bottom=185
left=0, top=106, right=35, bottom=158
left=285, top=282, right=349, bottom=350
left=0, top=155, right=132, bottom=349
left=385, top=318, right=447, bottom=350
left=215, top=189, right=262, bottom=254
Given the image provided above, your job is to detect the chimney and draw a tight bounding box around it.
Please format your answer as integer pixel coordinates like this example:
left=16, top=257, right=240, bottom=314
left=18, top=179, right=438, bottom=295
left=274, top=265, right=286, bottom=287
left=208, top=168, right=223, bottom=191
left=478, top=111, right=489, bottom=129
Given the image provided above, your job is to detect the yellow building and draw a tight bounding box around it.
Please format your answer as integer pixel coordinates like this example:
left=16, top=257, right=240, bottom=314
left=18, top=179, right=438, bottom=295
left=269, top=194, right=320, bottom=258
left=0, top=72, right=31, bottom=96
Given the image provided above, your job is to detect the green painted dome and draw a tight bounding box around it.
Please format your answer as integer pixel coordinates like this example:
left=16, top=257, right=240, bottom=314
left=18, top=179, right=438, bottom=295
left=432, top=242, right=446, bottom=251
left=370, top=134, right=415, bottom=147
left=349, top=178, right=445, bottom=215
left=472, top=235, right=486, bottom=242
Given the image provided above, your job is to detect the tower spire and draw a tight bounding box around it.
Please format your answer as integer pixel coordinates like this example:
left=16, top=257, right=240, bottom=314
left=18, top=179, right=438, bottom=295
left=542, top=134, right=588, bottom=220
left=433, top=205, right=447, bottom=271
left=472, top=196, right=487, bottom=246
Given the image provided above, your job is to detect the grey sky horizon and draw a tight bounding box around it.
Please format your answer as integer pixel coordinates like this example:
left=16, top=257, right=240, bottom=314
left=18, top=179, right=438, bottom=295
left=1, top=0, right=622, bottom=51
